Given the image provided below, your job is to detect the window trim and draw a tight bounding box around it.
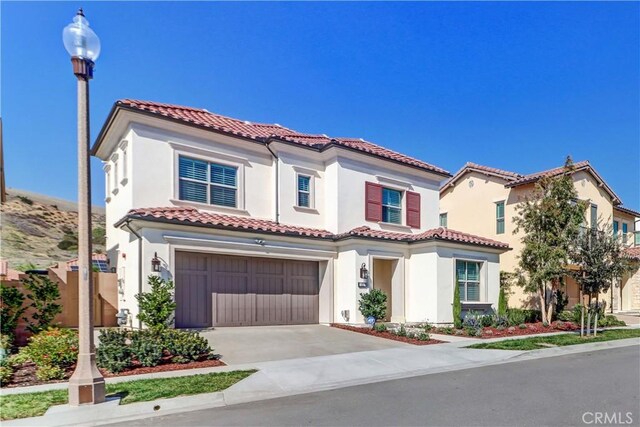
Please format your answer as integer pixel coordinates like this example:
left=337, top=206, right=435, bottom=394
left=381, top=187, right=403, bottom=225
left=622, top=222, right=628, bottom=244
left=590, top=203, right=598, bottom=229
left=613, top=220, right=619, bottom=236
left=496, top=200, right=505, bottom=234
left=439, top=213, right=448, bottom=228
left=454, top=259, right=484, bottom=302
left=174, top=152, right=245, bottom=211
left=296, top=173, right=313, bottom=209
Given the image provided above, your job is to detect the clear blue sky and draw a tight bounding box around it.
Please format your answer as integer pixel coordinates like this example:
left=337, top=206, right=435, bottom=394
left=2, top=1, right=638, bottom=208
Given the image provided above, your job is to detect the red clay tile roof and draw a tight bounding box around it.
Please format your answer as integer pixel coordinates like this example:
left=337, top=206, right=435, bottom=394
left=337, top=226, right=510, bottom=248
left=120, top=207, right=334, bottom=238
left=623, top=246, right=640, bottom=261
left=614, top=206, right=640, bottom=218
left=441, top=162, right=523, bottom=191
left=117, top=207, right=509, bottom=249
left=505, top=160, right=591, bottom=187
left=110, top=100, right=450, bottom=177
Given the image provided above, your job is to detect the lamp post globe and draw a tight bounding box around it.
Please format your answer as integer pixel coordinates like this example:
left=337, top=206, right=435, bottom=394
left=64, top=8, right=105, bottom=406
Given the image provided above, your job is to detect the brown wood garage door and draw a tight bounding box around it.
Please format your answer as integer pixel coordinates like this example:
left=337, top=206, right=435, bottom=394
left=175, top=252, right=319, bottom=328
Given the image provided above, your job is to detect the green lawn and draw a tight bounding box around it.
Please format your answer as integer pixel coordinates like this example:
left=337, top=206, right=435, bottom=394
left=0, top=370, right=256, bottom=421
left=467, top=328, right=640, bottom=351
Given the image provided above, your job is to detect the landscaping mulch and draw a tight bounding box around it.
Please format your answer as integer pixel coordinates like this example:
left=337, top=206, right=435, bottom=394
left=3, top=357, right=226, bottom=388
left=331, top=324, right=444, bottom=346
left=435, top=321, right=580, bottom=339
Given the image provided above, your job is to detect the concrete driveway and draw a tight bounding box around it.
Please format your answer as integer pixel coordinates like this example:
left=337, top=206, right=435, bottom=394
left=201, top=324, right=408, bottom=365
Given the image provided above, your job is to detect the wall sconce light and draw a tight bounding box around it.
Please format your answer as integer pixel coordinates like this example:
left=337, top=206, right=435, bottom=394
left=151, top=252, right=161, bottom=272
left=360, top=263, right=369, bottom=280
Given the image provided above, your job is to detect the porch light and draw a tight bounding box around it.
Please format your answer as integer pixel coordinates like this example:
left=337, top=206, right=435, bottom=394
left=62, top=9, right=101, bottom=62
left=360, top=263, right=369, bottom=280
left=151, top=252, right=161, bottom=272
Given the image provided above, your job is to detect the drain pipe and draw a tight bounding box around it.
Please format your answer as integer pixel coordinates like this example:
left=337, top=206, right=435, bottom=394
left=265, top=141, right=280, bottom=224
left=122, top=220, right=143, bottom=329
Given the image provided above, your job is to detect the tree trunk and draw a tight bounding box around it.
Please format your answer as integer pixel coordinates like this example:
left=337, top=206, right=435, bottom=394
left=580, top=287, right=584, bottom=337
left=538, top=288, right=548, bottom=324
left=594, top=311, right=598, bottom=337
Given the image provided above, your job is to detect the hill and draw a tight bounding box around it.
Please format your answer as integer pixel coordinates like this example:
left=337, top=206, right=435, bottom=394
left=0, top=189, right=106, bottom=270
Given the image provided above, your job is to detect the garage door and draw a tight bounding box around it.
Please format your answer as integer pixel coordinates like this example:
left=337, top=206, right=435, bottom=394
left=175, top=252, right=319, bottom=328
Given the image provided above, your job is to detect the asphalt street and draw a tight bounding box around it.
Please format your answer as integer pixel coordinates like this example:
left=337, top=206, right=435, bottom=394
left=109, top=345, right=640, bottom=427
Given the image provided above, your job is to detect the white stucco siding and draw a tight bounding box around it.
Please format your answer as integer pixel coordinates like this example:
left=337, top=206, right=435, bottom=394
left=406, top=248, right=439, bottom=323
left=335, top=156, right=442, bottom=234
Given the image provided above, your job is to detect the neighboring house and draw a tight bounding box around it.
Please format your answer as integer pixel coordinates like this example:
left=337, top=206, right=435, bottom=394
left=63, top=253, right=111, bottom=273
left=93, top=99, right=509, bottom=328
left=440, top=161, right=639, bottom=310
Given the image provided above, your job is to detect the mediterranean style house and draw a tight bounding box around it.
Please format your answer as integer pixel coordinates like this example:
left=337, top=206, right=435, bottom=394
left=93, top=99, right=509, bottom=328
left=439, top=161, right=640, bottom=312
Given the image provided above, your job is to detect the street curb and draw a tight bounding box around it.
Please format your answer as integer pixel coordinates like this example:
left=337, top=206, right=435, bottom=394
left=2, top=338, right=637, bottom=426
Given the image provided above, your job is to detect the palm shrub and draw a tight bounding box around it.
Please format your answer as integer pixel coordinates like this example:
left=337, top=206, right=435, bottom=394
left=453, top=279, right=462, bottom=329
left=135, top=275, right=177, bottom=331
left=21, top=274, right=62, bottom=334
left=358, top=289, right=387, bottom=321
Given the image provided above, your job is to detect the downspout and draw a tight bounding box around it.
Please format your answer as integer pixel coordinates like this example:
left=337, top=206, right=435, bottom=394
left=122, top=220, right=143, bottom=329
left=265, top=141, right=280, bottom=224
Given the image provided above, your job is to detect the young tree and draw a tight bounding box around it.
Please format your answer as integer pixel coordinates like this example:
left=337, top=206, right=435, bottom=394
left=498, top=271, right=514, bottom=316
left=358, top=289, right=387, bottom=322
left=513, top=157, right=586, bottom=324
left=572, top=221, right=630, bottom=335
left=453, top=279, right=462, bottom=328
left=21, top=274, right=62, bottom=334
left=135, top=275, right=177, bottom=330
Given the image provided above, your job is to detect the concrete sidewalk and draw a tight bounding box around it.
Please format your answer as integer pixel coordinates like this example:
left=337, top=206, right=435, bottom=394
left=3, top=337, right=638, bottom=427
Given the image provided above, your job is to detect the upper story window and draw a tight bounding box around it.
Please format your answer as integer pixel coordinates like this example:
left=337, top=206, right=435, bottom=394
left=440, top=213, right=448, bottom=228
left=613, top=221, right=619, bottom=235
left=622, top=223, right=628, bottom=244
left=496, top=201, right=505, bottom=234
left=456, top=260, right=480, bottom=302
left=120, top=144, right=128, bottom=184
left=297, top=175, right=311, bottom=208
left=179, top=156, right=237, bottom=208
left=590, top=204, right=598, bottom=229
left=113, top=159, right=119, bottom=192
left=382, top=188, right=402, bottom=224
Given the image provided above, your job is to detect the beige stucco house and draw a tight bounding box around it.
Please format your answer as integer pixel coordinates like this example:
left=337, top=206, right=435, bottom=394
left=439, top=161, right=640, bottom=311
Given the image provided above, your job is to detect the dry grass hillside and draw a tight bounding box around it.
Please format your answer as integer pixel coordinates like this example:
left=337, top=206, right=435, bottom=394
left=1, top=189, right=106, bottom=270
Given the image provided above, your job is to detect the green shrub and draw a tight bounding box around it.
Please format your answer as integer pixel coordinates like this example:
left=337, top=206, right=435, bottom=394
left=163, top=330, right=212, bottom=363
left=20, top=274, right=62, bottom=334
left=598, top=315, right=626, bottom=327
left=136, top=276, right=177, bottom=331
left=373, top=323, right=387, bottom=333
left=556, top=310, right=575, bottom=322
left=92, top=227, right=106, bottom=246
left=417, top=332, right=430, bottom=341
left=23, top=328, right=78, bottom=368
left=0, top=333, right=11, bottom=359
left=0, top=285, right=26, bottom=342
left=463, top=314, right=482, bottom=336
left=421, top=322, right=433, bottom=332
left=130, top=331, right=164, bottom=367
left=480, top=315, right=494, bottom=328
left=358, top=289, right=387, bottom=321
left=0, top=363, right=12, bottom=385
left=555, top=289, right=569, bottom=315
left=17, top=195, right=33, bottom=205
left=453, top=279, right=462, bottom=329
left=492, top=315, right=509, bottom=328
left=522, top=309, right=542, bottom=323
left=35, top=364, right=65, bottom=381
left=21, top=328, right=78, bottom=380
left=498, top=287, right=508, bottom=317
left=96, top=329, right=132, bottom=373
left=394, top=324, right=407, bottom=337
left=439, top=326, right=454, bottom=335
left=507, top=309, right=526, bottom=326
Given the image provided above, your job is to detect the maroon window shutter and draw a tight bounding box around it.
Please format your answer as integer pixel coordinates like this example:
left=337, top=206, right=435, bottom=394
left=365, top=182, right=383, bottom=222
left=406, top=191, right=421, bottom=228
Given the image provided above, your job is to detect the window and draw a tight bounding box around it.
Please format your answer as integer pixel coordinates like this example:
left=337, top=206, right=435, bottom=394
left=613, top=221, right=619, bottom=236
left=382, top=188, right=402, bottom=224
left=439, top=213, right=448, bottom=228
left=113, top=160, right=119, bottom=192
left=178, top=156, right=237, bottom=208
left=297, top=175, right=311, bottom=208
left=105, top=165, right=111, bottom=197
left=121, top=146, right=128, bottom=182
left=496, top=201, right=505, bottom=234
left=456, top=260, right=481, bottom=302
left=622, top=223, right=628, bottom=244
left=590, top=204, right=598, bottom=229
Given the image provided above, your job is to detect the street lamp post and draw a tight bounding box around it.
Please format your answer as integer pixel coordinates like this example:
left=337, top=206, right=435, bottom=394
left=63, top=8, right=105, bottom=406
